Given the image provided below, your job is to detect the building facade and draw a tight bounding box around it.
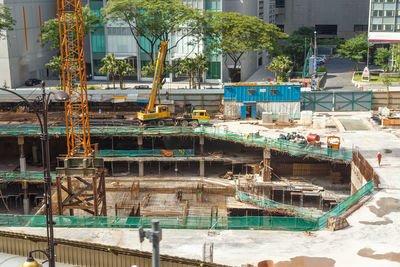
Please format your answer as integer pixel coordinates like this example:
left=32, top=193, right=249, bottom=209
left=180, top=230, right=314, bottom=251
left=0, top=0, right=55, bottom=88
left=275, top=0, right=369, bottom=39
left=368, top=0, right=400, bottom=42
left=88, top=0, right=276, bottom=83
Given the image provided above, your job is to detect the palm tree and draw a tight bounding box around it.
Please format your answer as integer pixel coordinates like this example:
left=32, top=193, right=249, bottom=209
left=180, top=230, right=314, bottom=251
left=116, top=60, right=135, bottom=89
left=194, top=54, right=208, bottom=89
left=177, top=54, right=209, bottom=89
left=267, top=55, right=292, bottom=81
left=99, top=54, right=118, bottom=89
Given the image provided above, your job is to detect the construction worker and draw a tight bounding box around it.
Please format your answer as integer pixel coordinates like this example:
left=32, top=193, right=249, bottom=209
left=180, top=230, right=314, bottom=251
left=377, top=152, right=382, bottom=167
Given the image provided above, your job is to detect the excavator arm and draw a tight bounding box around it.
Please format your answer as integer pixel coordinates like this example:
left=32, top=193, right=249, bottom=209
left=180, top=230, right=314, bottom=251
left=145, top=41, right=168, bottom=113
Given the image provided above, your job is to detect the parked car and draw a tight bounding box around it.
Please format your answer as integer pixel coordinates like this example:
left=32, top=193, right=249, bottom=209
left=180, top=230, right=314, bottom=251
left=25, top=78, right=42, bottom=86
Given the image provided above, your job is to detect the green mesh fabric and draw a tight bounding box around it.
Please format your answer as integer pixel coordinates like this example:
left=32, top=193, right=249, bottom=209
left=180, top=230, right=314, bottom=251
left=0, top=172, right=57, bottom=181
left=98, top=149, right=194, bottom=157
left=0, top=126, right=352, bottom=162
left=0, top=181, right=372, bottom=231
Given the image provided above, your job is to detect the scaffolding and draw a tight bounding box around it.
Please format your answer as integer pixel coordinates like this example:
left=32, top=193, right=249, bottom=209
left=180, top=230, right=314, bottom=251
left=0, top=181, right=372, bottom=231
left=0, top=126, right=352, bottom=161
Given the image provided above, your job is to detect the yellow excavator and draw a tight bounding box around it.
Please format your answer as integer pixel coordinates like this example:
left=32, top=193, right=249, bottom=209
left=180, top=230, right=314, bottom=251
left=137, top=41, right=210, bottom=127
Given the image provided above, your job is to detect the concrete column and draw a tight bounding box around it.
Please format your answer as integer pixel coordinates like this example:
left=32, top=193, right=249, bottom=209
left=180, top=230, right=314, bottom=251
left=199, top=135, right=205, bottom=155
left=18, top=136, right=26, bottom=173
left=32, top=143, right=38, bottom=164
left=22, top=182, right=29, bottom=215
left=138, top=135, right=143, bottom=150
left=139, top=161, right=144, bottom=177
left=200, top=160, right=205, bottom=177
left=263, top=148, right=271, bottom=182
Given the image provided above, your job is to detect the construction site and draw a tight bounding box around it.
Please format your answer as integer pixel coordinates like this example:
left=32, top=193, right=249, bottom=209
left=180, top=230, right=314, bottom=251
left=0, top=1, right=399, bottom=266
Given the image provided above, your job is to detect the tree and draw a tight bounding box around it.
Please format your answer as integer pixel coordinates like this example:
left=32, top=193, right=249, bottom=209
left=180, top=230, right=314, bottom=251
left=41, top=5, right=102, bottom=50
left=177, top=54, right=209, bottom=89
left=99, top=54, right=119, bottom=89
left=337, top=33, right=369, bottom=71
left=104, top=0, right=203, bottom=65
left=374, top=48, right=391, bottom=72
left=206, top=12, right=287, bottom=82
left=0, top=4, right=15, bottom=38
left=382, top=74, right=392, bottom=107
left=284, top=27, right=314, bottom=68
left=391, top=44, right=400, bottom=72
left=116, top=60, right=135, bottom=89
left=267, top=55, right=292, bottom=81
left=45, top=56, right=62, bottom=85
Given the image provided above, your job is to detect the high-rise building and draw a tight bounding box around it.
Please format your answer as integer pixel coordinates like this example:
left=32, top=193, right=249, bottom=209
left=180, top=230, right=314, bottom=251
left=275, top=0, right=369, bottom=39
left=368, top=0, right=400, bottom=42
left=0, top=0, right=55, bottom=88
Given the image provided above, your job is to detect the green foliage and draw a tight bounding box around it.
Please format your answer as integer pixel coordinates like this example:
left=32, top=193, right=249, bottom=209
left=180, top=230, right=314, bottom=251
left=317, top=66, right=327, bottom=72
left=45, top=56, right=62, bottom=74
left=382, top=74, right=392, bottom=87
left=141, top=61, right=174, bottom=78
left=0, top=4, right=15, bottom=38
left=45, top=56, right=62, bottom=85
left=337, top=33, right=369, bottom=70
left=104, top=0, right=202, bottom=64
left=267, top=55, right=292, bottom=81
left=99, top=54, right=119, bottom=89
left=177, top=54, right=209, bottom=89
left=391, top=44, right=400, bottom=72
left=206, top=12, right=287, bottom=81
left=116, top=60, right=135, bottom=89
left=284, top=27, right=314, bottom=67
left=41, top=5, right=102, bottom=50
left=374, top=48, right=391, bottom=72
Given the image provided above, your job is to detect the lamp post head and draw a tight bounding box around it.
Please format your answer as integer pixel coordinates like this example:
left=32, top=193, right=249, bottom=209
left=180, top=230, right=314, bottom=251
left=53, top=91, right=69, bottom=102
left=20, top=254, right=43, bottom=267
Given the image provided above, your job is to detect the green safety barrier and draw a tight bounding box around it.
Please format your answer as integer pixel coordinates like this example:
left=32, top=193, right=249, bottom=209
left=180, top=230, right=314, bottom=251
left=0, top=125, right=352, bottom=162
left=0, top=172, right=57, bottom=181
left=0, top=181, right=372, bottom=231
left=98, top=149, right=194, bottom=157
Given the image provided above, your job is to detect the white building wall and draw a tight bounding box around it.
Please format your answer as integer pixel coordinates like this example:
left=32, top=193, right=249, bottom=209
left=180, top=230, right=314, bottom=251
left=0, top=0, right=55, bottom=88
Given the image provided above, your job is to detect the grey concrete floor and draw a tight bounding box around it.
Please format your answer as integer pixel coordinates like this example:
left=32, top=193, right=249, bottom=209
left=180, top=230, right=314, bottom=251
left=324, top=57, right=359, bottom=91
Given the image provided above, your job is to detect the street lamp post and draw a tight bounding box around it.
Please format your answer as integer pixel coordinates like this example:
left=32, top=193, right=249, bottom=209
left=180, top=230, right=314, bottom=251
left=0, top=83, right=68, bottom=267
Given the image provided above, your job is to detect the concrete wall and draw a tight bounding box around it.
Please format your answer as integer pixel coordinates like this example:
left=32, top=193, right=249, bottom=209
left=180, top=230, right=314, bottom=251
left=0, top=0, right=55, bottom=88
left=276, top=0, right=369, bottom=39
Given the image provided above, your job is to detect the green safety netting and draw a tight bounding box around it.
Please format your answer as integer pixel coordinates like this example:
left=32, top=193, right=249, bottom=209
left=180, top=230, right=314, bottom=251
left=0, top=172, right=57, bottom=181
left=98, top=149, right=194, bottom=157
left=0, top=181, right=372, bottom=231
left=0, top=126, right=352, bottom=162
left=236, top=190, right=323, bottom=218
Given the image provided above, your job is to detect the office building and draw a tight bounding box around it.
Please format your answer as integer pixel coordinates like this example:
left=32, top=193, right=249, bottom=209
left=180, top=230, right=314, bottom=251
left=275, top=0, right=369, bottom=39
left=368, top=0, right=400, bottom=42
left=0, top=0, right=55, bottom=88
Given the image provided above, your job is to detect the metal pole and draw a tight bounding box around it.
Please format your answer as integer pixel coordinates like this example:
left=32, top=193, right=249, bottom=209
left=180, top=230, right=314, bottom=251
left=152, top=220, right=160, bottom=267
left=42, top=82, right=56, bottom=267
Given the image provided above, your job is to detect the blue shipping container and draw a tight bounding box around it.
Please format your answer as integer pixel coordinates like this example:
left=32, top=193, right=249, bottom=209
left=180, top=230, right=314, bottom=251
left=224, top=84, right=301, bottom=102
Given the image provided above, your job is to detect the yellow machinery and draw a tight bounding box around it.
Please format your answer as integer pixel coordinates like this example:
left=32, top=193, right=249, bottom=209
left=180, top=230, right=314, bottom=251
left=137, top=41, right=169, bottom=125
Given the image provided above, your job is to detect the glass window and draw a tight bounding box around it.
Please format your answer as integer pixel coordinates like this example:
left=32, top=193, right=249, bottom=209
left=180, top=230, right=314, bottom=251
left=315, top=25, right=338, bottom=35
left=200, top=112, right=205, bottom=116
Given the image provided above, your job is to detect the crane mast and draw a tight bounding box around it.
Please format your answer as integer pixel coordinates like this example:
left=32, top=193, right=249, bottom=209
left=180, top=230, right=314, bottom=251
left=145, top=41, right=168, bottom=113
left=58, top=0, right=91, bottom=157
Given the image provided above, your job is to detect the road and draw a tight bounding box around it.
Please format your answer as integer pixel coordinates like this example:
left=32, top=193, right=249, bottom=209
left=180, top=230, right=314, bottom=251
left=324, top=57, right=360, bottom=91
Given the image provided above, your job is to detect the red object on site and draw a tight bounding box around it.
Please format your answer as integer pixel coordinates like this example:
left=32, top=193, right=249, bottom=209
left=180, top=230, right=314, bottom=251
left=307, top=133, right=320, bottom=142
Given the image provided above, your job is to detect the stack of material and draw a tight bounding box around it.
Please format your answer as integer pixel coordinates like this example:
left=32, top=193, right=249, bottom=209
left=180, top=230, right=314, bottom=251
left=278, top=112, right=289, bottom=123
left=300, top=111, right=313, bottom=125
left=327, top=216, right=349, bottom=231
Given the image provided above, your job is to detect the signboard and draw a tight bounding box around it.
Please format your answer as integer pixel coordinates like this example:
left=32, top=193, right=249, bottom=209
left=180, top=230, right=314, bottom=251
left=260, top=88, right=266, bottom=93
left=361, top=67, right=370, bottom=81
